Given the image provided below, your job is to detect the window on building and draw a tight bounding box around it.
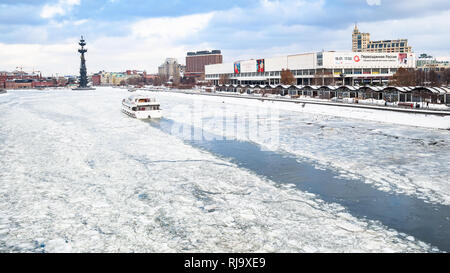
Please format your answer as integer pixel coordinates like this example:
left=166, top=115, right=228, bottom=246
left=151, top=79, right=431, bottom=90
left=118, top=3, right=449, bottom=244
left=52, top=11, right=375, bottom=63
left=317, top=52, right=323, bottom=66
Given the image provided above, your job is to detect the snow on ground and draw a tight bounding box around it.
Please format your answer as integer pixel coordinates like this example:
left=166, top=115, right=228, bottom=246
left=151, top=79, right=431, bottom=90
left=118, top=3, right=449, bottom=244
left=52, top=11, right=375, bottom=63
left=0, top=88, right=439, bottom=252
left=156, top=91, right=450, bottom=206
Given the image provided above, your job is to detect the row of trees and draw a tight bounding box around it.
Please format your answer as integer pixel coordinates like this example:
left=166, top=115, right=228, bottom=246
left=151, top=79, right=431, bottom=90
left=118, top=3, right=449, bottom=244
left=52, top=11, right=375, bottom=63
left=390, top=67, right=450, bottom=87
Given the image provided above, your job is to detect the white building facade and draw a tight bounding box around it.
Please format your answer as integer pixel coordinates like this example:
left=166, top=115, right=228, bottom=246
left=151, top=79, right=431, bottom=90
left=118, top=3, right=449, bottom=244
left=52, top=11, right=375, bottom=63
left=205, top=51, right=416, bottom=86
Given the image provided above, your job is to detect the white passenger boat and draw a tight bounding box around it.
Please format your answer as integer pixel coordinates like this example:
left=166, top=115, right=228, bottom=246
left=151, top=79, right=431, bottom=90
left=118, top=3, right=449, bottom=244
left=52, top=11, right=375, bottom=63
left=121, top=95, right=162, bottom=119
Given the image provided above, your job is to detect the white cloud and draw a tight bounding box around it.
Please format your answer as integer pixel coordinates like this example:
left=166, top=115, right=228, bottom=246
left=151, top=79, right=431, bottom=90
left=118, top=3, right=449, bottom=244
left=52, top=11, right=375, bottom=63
left=0, top=12, right=215, bottom=75
left=73, top=19, right=89, bottom=26
left=131, top=13, right=214, bottom=41
left=258, top=0, right=325, bottom=19
left=367, top=0, right=381, bottom=6
left=40, top=0, right=81, bottom=19
left=88, top=13, right=215, bottom=73
left=0, top=41, right=76, bottom=75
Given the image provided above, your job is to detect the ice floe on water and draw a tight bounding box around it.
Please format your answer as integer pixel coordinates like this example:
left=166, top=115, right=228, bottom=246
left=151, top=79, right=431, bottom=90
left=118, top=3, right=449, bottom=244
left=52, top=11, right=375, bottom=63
left=0, top=88, right=444, bottom=252
left=157, top=92, right=450, bottom=206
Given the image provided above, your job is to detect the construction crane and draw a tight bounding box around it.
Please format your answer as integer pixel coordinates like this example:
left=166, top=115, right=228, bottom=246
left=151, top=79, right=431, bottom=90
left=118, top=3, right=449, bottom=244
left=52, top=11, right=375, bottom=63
left=14, top=66, right=42, bottom=79
left=15, top=66, right=25, bottom=79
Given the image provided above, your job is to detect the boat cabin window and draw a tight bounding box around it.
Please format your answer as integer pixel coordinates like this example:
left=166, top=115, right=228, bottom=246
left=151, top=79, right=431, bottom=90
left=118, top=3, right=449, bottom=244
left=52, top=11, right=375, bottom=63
left=136, top=105, right=160, bottom=111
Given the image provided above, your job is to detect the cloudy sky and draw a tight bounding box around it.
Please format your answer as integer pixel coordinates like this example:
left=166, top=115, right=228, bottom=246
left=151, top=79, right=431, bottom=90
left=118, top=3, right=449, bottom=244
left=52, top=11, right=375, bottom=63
left=1, top=0, right=449, bottom=75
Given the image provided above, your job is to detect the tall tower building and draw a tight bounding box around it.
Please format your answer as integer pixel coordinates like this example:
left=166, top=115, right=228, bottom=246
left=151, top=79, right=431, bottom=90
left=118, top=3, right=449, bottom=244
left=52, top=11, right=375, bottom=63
left=158, top=58, right=181, bottom=83
left=352, top=24, right=370, bottom=52
left=352, top=24, right=412, bottom=53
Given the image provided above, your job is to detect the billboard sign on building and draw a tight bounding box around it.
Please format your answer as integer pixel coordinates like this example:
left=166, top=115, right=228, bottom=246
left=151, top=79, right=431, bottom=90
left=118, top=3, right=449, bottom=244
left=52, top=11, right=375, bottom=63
left=333, top=52, right=415, bottom=67
left=234, top=62, right=241, bottom=74
left=257, top=59, right=265, bottom=72
left=398, top=53, right=408, bottom=65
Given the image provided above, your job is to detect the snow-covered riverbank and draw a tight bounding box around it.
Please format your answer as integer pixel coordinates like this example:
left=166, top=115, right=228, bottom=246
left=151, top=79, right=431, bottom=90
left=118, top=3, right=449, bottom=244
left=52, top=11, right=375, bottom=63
left=169, top=90, right=450, bottom=130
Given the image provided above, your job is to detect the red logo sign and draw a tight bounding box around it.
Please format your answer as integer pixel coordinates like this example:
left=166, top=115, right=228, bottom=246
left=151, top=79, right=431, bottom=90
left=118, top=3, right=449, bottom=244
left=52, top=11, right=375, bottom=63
left=354, top=55, right=361, bottom=62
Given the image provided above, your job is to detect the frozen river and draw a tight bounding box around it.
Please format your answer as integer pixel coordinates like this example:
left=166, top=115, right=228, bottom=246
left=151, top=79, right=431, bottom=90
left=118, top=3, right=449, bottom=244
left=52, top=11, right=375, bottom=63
left=0, top=87, right=449, bottom=252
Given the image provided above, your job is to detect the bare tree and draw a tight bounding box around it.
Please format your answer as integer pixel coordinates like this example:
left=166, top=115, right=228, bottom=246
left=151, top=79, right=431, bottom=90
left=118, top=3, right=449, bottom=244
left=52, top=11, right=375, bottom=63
left=391, top=68, right=415, bottom=86
left=313, top=70, right=325, bottom=86
left=429, top=70, right=439, bottom=87
left=441, top=68, right=450, bottom=86
left=126, top=76, right=145, bottom=86
left=280, top=69, right=295, bottom=85
left=152, top=76, right=162, bottom=86
left=219, top=74, right=230, bottom=85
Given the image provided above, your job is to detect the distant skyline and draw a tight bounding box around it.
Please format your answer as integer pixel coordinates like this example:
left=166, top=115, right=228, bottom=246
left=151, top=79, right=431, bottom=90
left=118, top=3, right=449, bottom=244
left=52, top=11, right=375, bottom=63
left=0, top=0, right=449, bottom=75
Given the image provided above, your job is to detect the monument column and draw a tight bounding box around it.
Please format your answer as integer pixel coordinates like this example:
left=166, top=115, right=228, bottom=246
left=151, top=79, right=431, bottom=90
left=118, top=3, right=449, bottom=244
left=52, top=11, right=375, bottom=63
left=73, top=36, right=95, bottom=90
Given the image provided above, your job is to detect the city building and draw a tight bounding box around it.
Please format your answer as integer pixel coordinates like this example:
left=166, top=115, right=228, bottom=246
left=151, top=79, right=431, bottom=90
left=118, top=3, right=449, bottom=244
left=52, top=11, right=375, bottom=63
left=158, top=58, right=181, bottom=83
left=1, top=70, right=41, bottom=88
left=99, top=71, right=112, bottom=85
left=5, top=79, right=33, bottom=89
left=111, top=73, right=127, bottom=86
left=416, top=53, right=450, bottom=72
left=185, top=50, right=222, bottom=80
left=0, top=70, right=57, bottom=89
left=96, top=70, right=144, bottom=86
left=352, top=25, right=412, bottom=53
left=144, top=74, right=159, bottom=82
left=205, top=51, right=416, bottom=86
left=92, top=73, right=101, bottom=86
left=179, top=65, right=186, bottom=78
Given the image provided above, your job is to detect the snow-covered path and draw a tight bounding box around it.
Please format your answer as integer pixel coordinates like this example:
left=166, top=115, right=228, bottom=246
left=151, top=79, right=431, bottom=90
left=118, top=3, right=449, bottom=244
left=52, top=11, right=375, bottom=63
left=0, top=88, right=445, bottom=252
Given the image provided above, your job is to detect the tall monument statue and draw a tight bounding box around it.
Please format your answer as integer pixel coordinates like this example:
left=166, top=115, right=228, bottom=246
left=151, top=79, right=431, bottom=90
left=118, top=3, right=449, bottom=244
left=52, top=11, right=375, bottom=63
left=73, top=36, right=95, bottom=90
